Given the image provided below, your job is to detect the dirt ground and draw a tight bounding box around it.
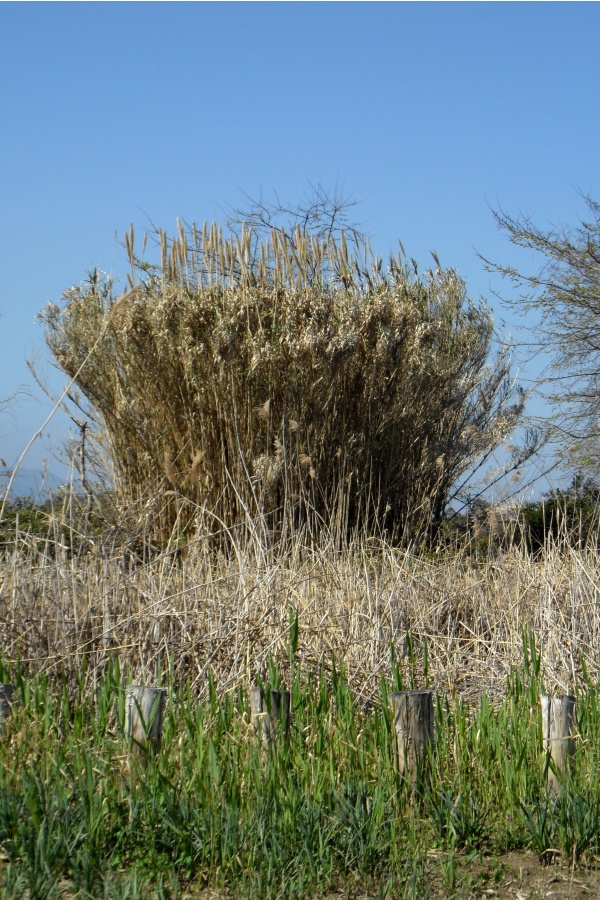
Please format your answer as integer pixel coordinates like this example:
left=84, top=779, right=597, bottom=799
left=190, top=853, right=600, bottom=899
left=444, top=851, right=600, bottom=899
left=4, top=852, right=599, bottom=899
left=300, top=852, right=600, bottom=899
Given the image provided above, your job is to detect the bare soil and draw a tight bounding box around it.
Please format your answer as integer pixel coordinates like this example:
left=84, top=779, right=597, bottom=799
left=446, top=852, right=600, bottom=899
left=187, top=853, right=600, bottom=899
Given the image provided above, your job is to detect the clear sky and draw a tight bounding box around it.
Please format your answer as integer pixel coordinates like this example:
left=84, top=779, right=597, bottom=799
left=1, top=2, right=598, bottom=495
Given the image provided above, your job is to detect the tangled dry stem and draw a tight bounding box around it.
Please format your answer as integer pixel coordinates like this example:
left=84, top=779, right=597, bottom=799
left=1, top=523, right=597, bottom=708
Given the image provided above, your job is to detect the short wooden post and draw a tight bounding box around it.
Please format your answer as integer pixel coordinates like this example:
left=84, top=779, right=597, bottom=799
left=541, top=694, right=576, bottom=794
left=125, top=685, right=166, bottom=755
left=389, top=690, right=434, bottom=789
left=0, top=684, right=15, bottom=731
left=250, top=686, right=291, bottom=748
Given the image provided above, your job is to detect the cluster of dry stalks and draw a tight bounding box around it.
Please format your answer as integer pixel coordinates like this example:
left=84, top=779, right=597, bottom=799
left=8, top=215, right=573, bottom=704
left=40, top=223, right=528, bottom=543
left=1, top=512, right=597, bottom=707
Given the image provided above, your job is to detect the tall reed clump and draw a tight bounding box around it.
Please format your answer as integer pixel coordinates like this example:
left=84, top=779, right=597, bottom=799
left=41, top=223, right=528, bottom=544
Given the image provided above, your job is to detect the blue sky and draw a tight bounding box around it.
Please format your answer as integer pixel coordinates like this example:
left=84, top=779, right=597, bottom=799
left=1, top=2, right=598, bottom=496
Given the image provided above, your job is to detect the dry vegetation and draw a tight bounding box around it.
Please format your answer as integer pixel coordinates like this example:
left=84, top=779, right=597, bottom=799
left=1, top=508, right=597, bottom=705
left=20, top=213, right=548, bottom=697
left=5, top=197, right=600, bottom=897
left=7, top=193, right=600, bottom=900
left=8, top=208, right=600, bottom=896
left=39, top=220, right=532, bottom=545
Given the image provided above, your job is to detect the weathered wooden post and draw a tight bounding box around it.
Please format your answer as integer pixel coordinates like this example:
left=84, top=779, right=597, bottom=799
left=541, top=694, right=576, bottom=794
left=250, top=686, right=291, bottom=748
left=389, top=690, right=434, bottom=789
left=0, top=684, right=15, bottom=731
left=125, top=685, right=166, bottom=755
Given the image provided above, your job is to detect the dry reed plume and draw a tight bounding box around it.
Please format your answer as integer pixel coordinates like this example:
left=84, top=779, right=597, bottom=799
left=40, top=222, right=533, bottom=544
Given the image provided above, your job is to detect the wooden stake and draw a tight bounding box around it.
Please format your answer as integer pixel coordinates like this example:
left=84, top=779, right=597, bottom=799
left=250, top=686, right=291, bottom=748
left=389, top=690, right=434, bottom=789
left=125, top=685, right=166, bottom=755
left=0, top=684, right=14, bottom=731
left=541, top=694, right=576, bottom=794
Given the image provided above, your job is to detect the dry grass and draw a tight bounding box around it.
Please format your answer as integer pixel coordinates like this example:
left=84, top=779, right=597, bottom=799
left=39, top=224, right=529, bottom=544
left=1, top=513, right=597, bottom=705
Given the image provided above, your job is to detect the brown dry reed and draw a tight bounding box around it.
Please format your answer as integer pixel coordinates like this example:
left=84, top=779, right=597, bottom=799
left=0, top=507, right=596, bottom=708
left=40, top=222, right=526, bottom=545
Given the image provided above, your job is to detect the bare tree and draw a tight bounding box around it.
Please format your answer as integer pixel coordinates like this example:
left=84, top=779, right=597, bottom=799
left=482, top=195, right=600, bottom=466
left=226, top=181, right=367, bottom=243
